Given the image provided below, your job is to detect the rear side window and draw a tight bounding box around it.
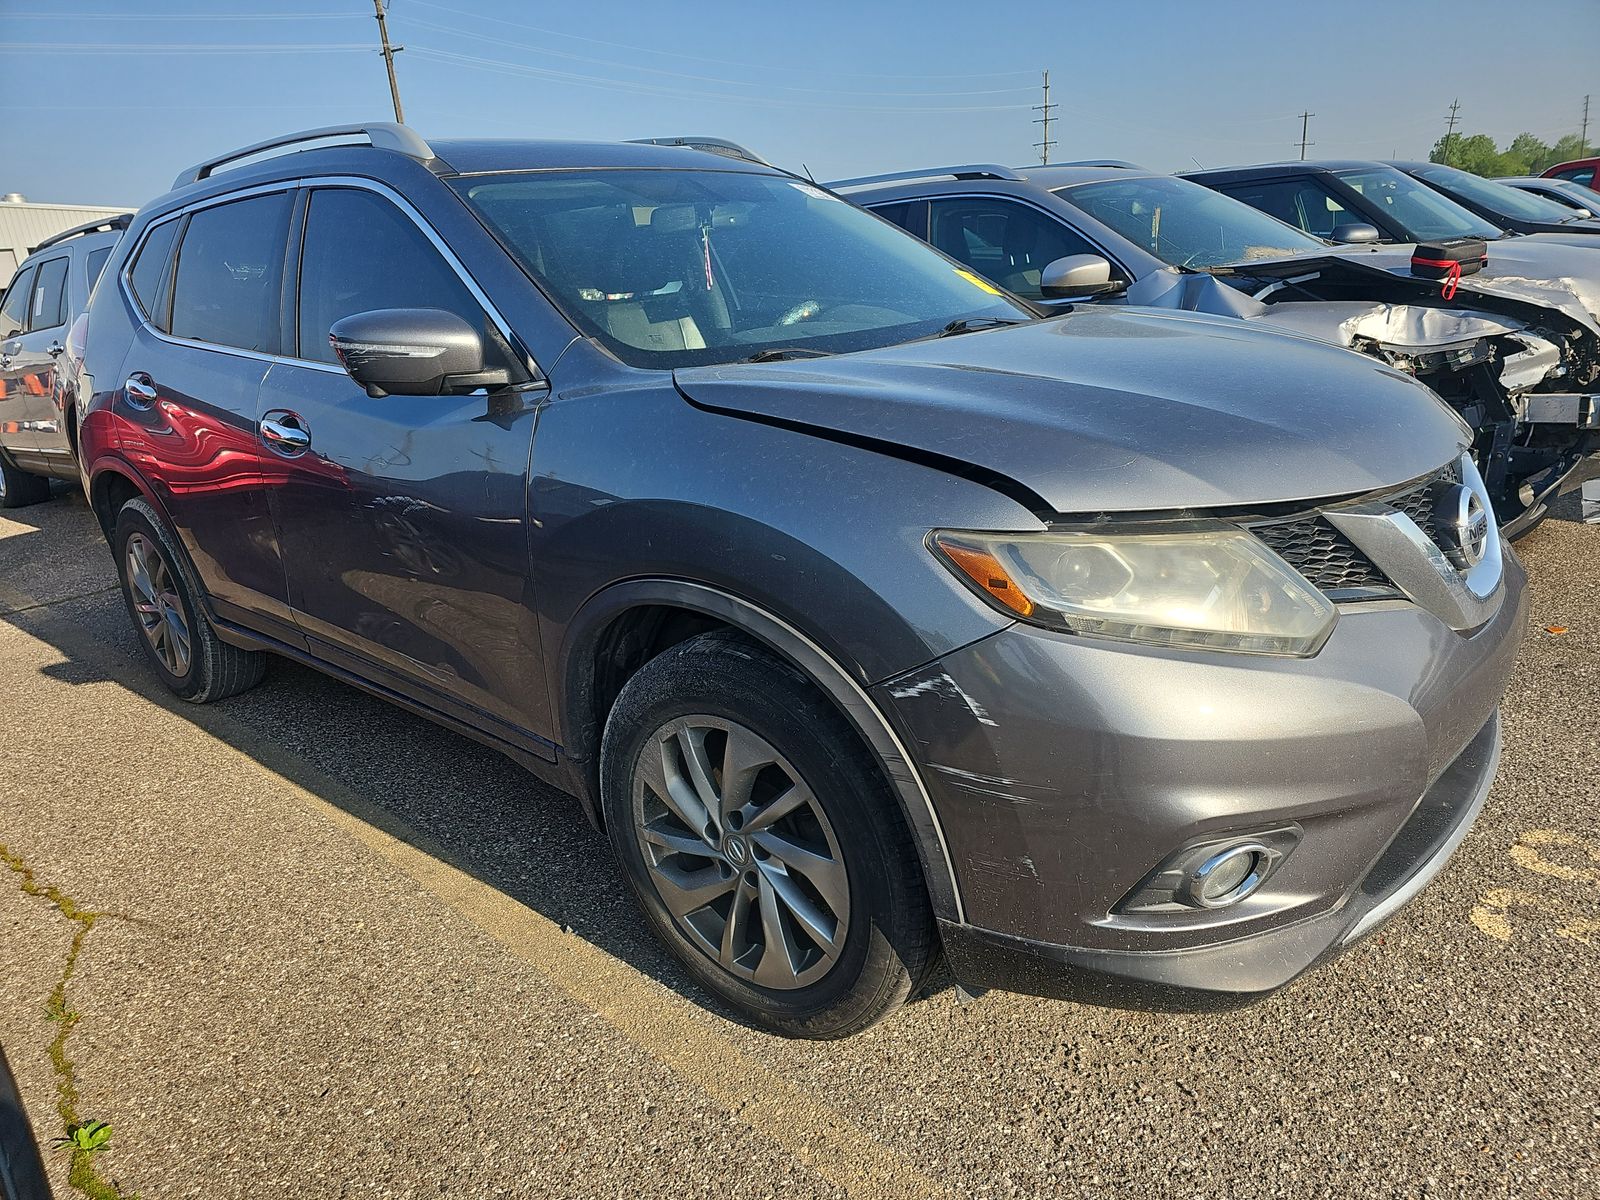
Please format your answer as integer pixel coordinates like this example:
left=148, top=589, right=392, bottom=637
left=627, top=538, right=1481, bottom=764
left=169, top=192, right=292, bottom=353
left=0, top=265, right=34, bottom=338
left=30, top=257, right=69, bottom=330
left=868, top=200, right=927, bottom=240
left=128, top=218, right=180, bottom=329
left=295, top=187, right=487, bottom=364
left=86, top=245, right=113, bottom=291
left=1555, top=167, right=1595, bottom=186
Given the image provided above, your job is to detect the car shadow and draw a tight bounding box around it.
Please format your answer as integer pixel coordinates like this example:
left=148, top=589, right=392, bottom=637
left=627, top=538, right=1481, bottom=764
left=0, top=497, right=955, bottom=1033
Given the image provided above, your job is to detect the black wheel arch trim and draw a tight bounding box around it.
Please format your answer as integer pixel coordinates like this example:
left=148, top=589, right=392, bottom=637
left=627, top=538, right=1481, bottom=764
left=559, top=577, right=965, bottom=923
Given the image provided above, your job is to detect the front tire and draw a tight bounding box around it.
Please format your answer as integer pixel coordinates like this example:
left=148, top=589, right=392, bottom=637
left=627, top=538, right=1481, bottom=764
left=601, top=632, right=935, bottom=1039
left=112, top=498, right=266, bottom=703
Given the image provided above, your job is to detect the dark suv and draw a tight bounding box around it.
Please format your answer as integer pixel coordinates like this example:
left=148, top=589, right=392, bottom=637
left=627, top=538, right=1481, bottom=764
left=0, top=214, right=127, bottom=505
left=78, top=125, right=1524, bottom=1038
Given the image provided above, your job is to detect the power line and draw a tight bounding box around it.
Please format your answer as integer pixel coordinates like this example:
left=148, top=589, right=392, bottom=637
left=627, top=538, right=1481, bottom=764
left=1442, top=98, right=1462, bottom=164
left=372, top=0, right=405, bottom=125
left=1033, top=70, right=1056, bottom=165
left=0, top=42, right=371, bottom=53
left=1296, top=111, right=1315, bottom=160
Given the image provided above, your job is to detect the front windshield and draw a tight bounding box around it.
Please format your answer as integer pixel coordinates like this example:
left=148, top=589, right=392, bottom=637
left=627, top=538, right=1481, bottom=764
left=1053, top=174, right=1323, bottom=269
left=1410, top=162, right=1584, bottom=224
left=1336, top=168, right=1504, bottom=240
left=450, top=169, right=1032, bottom=369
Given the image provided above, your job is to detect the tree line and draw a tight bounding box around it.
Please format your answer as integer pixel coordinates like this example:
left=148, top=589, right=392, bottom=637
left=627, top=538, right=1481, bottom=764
left=1430, top=130, right=1590, bottom=177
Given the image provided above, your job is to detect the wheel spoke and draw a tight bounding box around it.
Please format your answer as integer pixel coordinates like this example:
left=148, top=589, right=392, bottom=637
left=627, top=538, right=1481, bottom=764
left=741, top=782, right=812, bottom=834
left=718, top=724, right=771, bottom=820
left=651, top=862, right=736, bottom=919
left=754, top=831, right=848, bottom=914
left=649, top=740, right=714, bottom=839
left=752, top=874, right=801, bottom=987
left=675, top=727, right=722, bottom=830
left=719, top=875, right=756, bottom=967
left=762, top=864, right=841, bottom=954
left=641, top=820, right=714, bottom=859
left=126, top=546, right=156, bottom=606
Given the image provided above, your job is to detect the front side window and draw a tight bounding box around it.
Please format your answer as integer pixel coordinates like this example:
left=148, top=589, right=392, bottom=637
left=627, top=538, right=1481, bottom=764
left=926, top=197, right=1110, bottom=300
left=451, top=169, right=1032, bottom=369
left=1055, top=175, right=1322, bottom=269
left=169, top=192, right=292, bottom=353
left=1411, top=163, right=1580, bottom=224
left=1214, top=178, right=1362, bottom=239
left=0, top=265, right=35, bottom=338
left=1335, top=169, right=1503, bottom=241
left=30, top=257, right=68, bottom=330
left=1552, top=166, right=1594, bottom=186
left=296, top=188, right=490, bottom=365
left=128, top=218, right=180, bottom=329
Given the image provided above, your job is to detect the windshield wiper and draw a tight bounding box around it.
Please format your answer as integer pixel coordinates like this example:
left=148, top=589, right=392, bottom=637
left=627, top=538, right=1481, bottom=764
left=935, top=316, right=1030, bottom=337
left=745, top=347, right=833, bottom=363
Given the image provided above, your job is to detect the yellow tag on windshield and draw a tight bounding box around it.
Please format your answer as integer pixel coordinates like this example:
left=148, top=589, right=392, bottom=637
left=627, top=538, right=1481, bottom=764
left=953, top=268, right=1004, bottom=296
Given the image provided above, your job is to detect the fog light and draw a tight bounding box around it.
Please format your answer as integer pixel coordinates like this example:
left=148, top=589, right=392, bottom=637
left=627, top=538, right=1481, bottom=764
left=1185, top=844, right=1270, bottom=908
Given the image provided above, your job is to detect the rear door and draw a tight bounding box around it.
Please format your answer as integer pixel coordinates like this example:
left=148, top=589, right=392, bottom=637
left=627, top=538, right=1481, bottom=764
left=260, top=183, right=550, bottom=745
left=113, top=190, right=303, bottom=645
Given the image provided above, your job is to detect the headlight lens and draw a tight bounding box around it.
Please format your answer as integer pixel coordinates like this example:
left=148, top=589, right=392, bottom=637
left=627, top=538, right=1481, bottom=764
left=932, top=526, right=1337, bottom=656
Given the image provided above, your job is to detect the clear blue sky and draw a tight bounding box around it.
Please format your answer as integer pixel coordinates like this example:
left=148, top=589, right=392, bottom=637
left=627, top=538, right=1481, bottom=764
left=2, top=0, right=1596, bottom=207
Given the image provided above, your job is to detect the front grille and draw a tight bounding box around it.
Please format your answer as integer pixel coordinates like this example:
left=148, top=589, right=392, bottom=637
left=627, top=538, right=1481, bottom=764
left=1248, top=463, right=1461, bottom=598
left=1250, top=515, right=1387, bottom=592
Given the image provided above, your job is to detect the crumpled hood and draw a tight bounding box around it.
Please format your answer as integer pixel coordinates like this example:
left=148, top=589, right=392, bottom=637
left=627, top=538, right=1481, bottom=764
left=674, top=307, right=1467, bottom=516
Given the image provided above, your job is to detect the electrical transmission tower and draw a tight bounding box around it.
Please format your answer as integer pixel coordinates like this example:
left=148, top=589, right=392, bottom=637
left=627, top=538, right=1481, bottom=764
left=1296, top=111, right=1315, bottom=160
left=1033, top=71, right=1056, bottom=165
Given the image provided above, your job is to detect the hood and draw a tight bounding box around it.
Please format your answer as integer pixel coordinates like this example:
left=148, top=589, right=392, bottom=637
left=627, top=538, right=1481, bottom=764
left=673, top=308, right=1467, bottom=516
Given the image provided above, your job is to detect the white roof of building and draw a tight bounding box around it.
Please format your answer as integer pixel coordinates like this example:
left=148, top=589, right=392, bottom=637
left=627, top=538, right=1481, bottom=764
left=0, top=200, right=136, bottom=287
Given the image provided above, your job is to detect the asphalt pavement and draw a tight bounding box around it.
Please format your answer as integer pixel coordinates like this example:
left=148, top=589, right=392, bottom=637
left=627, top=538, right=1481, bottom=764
left=1, top=478, right=1597, bottom=1199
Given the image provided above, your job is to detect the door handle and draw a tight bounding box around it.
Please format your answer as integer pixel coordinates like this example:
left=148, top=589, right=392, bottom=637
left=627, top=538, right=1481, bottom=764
left=124, top=373, right=157, bottom=408
left=260, top=413, right=311, bottom=454
left=46, top=341, right=64, bottom=358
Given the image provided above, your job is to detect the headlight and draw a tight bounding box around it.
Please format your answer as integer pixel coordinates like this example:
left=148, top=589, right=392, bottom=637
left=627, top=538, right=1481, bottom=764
left=931, top=526, right=1337, bottom=656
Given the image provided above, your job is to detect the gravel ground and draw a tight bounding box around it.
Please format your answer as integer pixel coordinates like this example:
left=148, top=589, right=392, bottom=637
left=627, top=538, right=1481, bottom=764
left=0, top=477, right=1596, bottom=1199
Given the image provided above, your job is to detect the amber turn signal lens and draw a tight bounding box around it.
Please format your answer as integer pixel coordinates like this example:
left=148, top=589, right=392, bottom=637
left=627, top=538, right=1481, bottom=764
left=933, top=536, right=1035, bottom=617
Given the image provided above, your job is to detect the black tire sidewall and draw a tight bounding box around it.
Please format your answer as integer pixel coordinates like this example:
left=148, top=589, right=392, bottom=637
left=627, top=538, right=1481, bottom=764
left=600, top=634, right=932, bottom=1037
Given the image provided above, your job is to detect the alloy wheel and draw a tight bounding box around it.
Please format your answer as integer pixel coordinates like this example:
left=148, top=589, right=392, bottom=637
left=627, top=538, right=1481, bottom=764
left=124, top=532, right=192, bottom=677
left=631, top=716, right=851, bottom=990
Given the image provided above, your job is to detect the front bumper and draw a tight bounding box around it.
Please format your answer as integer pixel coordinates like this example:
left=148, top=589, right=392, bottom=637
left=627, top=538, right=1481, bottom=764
left=937, top=709, right=1500, bottom=1010
left=877, top=545, right=1527, bottom=1008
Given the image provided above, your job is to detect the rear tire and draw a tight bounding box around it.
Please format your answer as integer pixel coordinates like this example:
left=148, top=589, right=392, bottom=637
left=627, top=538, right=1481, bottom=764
left=112, top=497, right=266, bottom=703
left=0, top=448, right=51, bottom=508
left=601, top=631, right=935, bottom=1039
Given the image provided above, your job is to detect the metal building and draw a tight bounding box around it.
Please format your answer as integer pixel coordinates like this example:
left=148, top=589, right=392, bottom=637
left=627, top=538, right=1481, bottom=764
left=0, top=194, right=135, bottom=288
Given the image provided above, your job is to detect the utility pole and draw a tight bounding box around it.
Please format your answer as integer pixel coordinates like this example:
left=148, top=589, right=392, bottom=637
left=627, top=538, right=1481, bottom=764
left=1582, top=94, right=1592, bottom=156
left=1441, top=98, right=1461, bottom=165
left=1296, top=111, right=1315, bottom=160
left=372, top=0, right=405, bottom=124
left=1033, top=70, right=1056, bottom=165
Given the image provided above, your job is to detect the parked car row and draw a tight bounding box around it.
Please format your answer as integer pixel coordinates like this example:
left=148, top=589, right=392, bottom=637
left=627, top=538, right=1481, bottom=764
left=2, top=124, right=1591, bottom=1038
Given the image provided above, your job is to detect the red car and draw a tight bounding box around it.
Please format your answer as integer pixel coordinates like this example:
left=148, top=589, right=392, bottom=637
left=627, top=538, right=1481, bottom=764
left=1542, top=157, right=1600, bottom=187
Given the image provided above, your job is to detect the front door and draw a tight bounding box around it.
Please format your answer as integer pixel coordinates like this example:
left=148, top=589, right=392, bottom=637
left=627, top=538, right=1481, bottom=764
left=261, top=184, right=549, bottom=746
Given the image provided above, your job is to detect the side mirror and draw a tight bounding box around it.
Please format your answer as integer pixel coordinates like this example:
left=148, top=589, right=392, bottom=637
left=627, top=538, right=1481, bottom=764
left=1570, top=207, right=1594, bottom=219
left=1330, top=223, right=1382, bottom=244
left=1039, top=254, right=1120, bottom=299
left=329, top=308, right=513, bottom=399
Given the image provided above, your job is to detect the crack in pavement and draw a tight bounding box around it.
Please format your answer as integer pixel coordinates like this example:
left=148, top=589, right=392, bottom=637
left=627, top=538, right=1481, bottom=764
left=1, top=843, right=139, bottom=1200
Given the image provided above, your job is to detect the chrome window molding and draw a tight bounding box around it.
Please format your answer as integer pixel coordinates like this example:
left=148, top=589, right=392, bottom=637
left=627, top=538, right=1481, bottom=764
left=116, top=175, right=542, bottom=382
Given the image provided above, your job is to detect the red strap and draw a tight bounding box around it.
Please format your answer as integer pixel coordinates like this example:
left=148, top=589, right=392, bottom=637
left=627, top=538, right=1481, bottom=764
left=1412, top=256, right=1464, bottom=300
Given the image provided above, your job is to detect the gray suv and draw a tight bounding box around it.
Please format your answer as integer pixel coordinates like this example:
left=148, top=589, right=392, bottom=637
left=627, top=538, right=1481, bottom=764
left=78, top=125, right=1524, bottom=1038
left=0, top=214, right=127, bottom=505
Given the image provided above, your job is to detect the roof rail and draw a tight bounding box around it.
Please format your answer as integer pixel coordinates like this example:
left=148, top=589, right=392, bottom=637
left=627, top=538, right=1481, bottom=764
left=171, top=122, right=443, bottom=191
left=31, top=212, right=132, bottom=254
left=826, top=164, right=1024, bottom=191
left=1049, top=159, right=1146, bottom=170
left=629, top=136, right=769, bottom=166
